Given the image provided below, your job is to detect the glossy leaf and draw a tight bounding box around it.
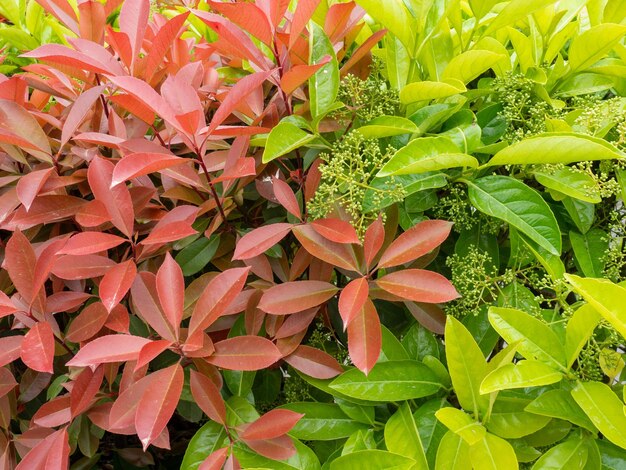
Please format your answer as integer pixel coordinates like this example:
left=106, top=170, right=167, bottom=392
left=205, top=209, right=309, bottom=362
left=376, top=269, right=459, bottom=303
left=262, top=122, right=316, bottom=163
left=258, top=280, right=338, bottom=315
left=347, top=298, right=382, bottom=374
left=206, top=336, right=282, bottom=371
left=385, top=402, right=429, bottom=469
left=338, top=277, right=369, bottom=328
left=20, top=322, right=54, bottom=373
left=190, top=369, right=226, bottom=425
left=310, top=218, right=360, bottom=244
left=66, top=335, right=152, bottom=367
left=480, top=360, right=563, bottom=393
left=309, top=22, right=339, bottom=119
left=233, top=224, right=293, bottom=260
left=330, top=449, right=416, bottom=470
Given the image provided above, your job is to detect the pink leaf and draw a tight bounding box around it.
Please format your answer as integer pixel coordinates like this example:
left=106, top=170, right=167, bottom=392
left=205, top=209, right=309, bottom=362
left=16, top=167, right=54, bottom=211
left=135, top=340, right=173, bottom=372
left=347, top=299, right=381, bottom=374
left=65, top=302, right=108, bottom=343
left=189, top=369, right=226, bottom=425
left=311, top=218, right=360, bottom=244
left=284, top=345, right=343, bottom=379
left=273, top=178, right=301, bottom=220
left=376, top=269, right=460, bottom=303
left=280, top=57, right=330, bottom=95
left=58, top=232, right=126, bottom=256
left=21, top=322, right=55, bottom=373
left=233, top=223, right=293, bottom=260
left=363, top=217, right=384, bottom=268
left=100, top=260, right=137, bottom=312
left=258, top=281, right=338, bottom=315
left=206, top=336, right=282, bottom=371
left=61, top=85, right=105, bottom=147
left=111, top=153, right=186, bottom=186
left=145, top=12, right=191, bottom=83
left=338, top=277, right=369, bottom=329
left=66, top=335, right=152, bottom=367
left=119, top=0, right=150, bottom=67
left=289, top=0, right=322, bottom=48
left=244, top=435, right=296, bottom=461
left=292, top=224, right=359, bottom=272
left=51, top=254, right=116, bottom=280
left=131, top=272, right=177, bottom=342
left=156, top=253, right=184, bottom=339
left=242, top=409, right=303, bottom=440
left=199, top=448, right=229, bottom=470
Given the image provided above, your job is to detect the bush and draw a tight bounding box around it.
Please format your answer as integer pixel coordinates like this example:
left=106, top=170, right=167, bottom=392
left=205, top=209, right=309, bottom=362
left=0, top=0, right=626, bottom=469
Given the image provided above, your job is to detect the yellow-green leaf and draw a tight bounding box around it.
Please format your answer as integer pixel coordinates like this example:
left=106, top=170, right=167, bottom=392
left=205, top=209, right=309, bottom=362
left=565, top=303, right=601, bottom=368
left=435, top=407, right=486, bottom=445
left=399, top=80, right=466, bottom=104
left=441, top=50, right=506, bottom=85
left=480, top=360, right=563, bottom=394
left=568, top=23, right=626, bottom=72
left=469, top=433, right=519, bottom=470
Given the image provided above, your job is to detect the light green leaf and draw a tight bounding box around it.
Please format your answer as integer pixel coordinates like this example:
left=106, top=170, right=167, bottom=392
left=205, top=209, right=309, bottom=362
left=385, top=35, right=411, bottom=90
left=570, top=229, right=609, bottom=278
left=480, top=360, right=563, bottom=393
left=380, top=325, right=410, bottom=362
left=556, top=73, right=615, bottom=97
left=565, top=274, right=626, bottom=340
left=400, top=80, right=467, bottom=104
left=0, top=28, right=39, bottom=51
left=385, top=403, right=429, bottom=469
left=466, top=176, right=562, bottom=255
left=469, top=0, right=500, bottom=20
left=565, top=304, right=602, bottom=368
left=444, top=316, right=489, bottom=417
left=263, top=122, right=316, bottom=163
left=469, top=433, right=519, bottom=470
left=356, top=0, right=415, bottom=53
left=525, top=389, right=596, bottom=432
left=181, top=421, right=228, bottom=470
left=329, top=361, right=443, bottom=402
left=597, top=439, right=626, bottom=470
left=487, top=133, right=624, bottom=167
left=364, top=172, right=448, bottom=211
left=357, top=116, right=418, bottom=139
left=435, top=407, right=486, bottom=445
left=533, top=167, right=601, bottom=203
left=562, top=197, right=595, bottom=234
left=330, top=450, right=415, bottom=470
left=486, top=405, right=551, bottom=439
left=571, top=381, right=626, bottom=450
left=488, top=307, right=567, bottom=369
left=278, top=403, right=368, bottom=440
left=568, top=23, right=626, bottom=73
left=441, top=50, right=506, bottom=84
left=435, top=431, right=471, bottom=470
left=531, top=438, right=588, bottom=470
left=483, top=0, right=559, bottom=35
left=309, top=22, right=339, bottom=120
left=377, top=136, right=477, bottom=177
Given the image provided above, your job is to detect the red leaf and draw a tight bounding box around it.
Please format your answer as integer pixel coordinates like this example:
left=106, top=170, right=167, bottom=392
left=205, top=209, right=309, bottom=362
left=58, top=232, right=126, bottom=256
left=289, top=0, right=322, bottom=48
left=242, top=409, right=303, bottom=440
left=131, top=272, right=177, bottom=342
left=364, top=216, right=384, bottom=268
left=61, top=85, right=105, bottom=147
left=206, top=336, right=282, bottom=371
left=376, top=269, right=459, bottom=303
left=292, top=224, right=359, bottom=271
left=4, top=230, right=39, bottom=307
left=109, top=373, right=155, bottom=433
left=32, top=396, right=71, bottom=428
left=16, top=167, right=54, bottom=211
left=75, top=199, right=111, bottom=227
left=0, top=100, right=51, bottom=159
left=140, top=205, right=198, bottom=246
left=135, top=340, right=173, bottom=372
left=46, top=291, right=91, bottom=315
left=78, top=0, right=106, bottom=43
left=274, top=307, right=318, bottom=339
left=66, top=335, right=152, bottom=367
left=111, top=153, right=186, bottom=186
left=206, top=69, right=275, bottom=134
left=65, top=302, right=108, bottom=343
left=22, top=43, right=112, bottom=74
left=100, top=260, right=137, bottom=312
left=189, top=369, right=226, bottom=425
left=199, top=448, right=229, bottom=470
left=156, top=253, right=183, bottom=339
left=311, top=218, right=360, bottom=244
left=244, top=435, right=296, bottom=461
left=347, top=299, right=381, bottom=374
left=233, top=223, right=293, bottom=260
left=340, top=29, right=387, bottom=77
left=280, top=58, right=330, bottom=95
left=8, top=195, right=86, bottom=230
left=106, top=304, right=131, bottom=334
left=377, top=220, right=453, bottom=269
left=258, top=280, right=338, bottom=315
left=119, top=0, right=150, bottom=66
left=15, top=428, right=69, bottom=470
left=135, top=363, right=184, bottom=451
left=188, top=267, right=250, bottom=339
left=0, top=335, right=24, bottom=367
left=32, top=236, right=70, bottom=296
left=208, top=1, right=273, bottom=46
left=52, top=254, right=115, bottom=280
left=70, top=365, right=104, bottom=417
left=88, top=157, right=135, bottom=237
left=273, top=178, right=301, bottom=220
left=284, top=345, right=343, bottom=379
left=107, top=75, right=176, bottom=126
left=338, top=277, right=369, bottom=329
left=21, top=322, right=54, bottom=373
left=145, top=12, right=191, bottom=83
left=0, top=368, right=17, bottom=399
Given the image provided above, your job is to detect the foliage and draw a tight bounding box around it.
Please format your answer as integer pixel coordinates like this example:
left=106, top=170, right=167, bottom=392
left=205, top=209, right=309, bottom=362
left=0, top=0, right=626, bottom=469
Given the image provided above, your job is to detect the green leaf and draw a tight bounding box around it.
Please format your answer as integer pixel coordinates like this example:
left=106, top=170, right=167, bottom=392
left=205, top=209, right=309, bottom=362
left=565, top=304, right=602, bottom=369
left=180, top=421, right=228, bottom=470
left=569, top=229, right=608, bottom=278
left=309, top=22, right=339, bottom=120
left=385, top=35, right=411, bottom=90
left=467, top=176, right=562, bottom=255
left=435, top=408, right=486, bottom=445
left=562, top=197, right=595, bottom=234
left=414, top=399, right=449, bottom=468
left=278, top=403, right=369, bottom=440
left=568, top=24, right=626, bottom=73
left=385, top=403, right=429, bottom=469
left=571, top=381, right=626, bottom=450
left=435, top=431, right=471, bottom=470
left=329, top=361, right=443, bottom=402
left=483, top=0, right=559, bottom=35
left=487, top=133, right=624, bottom=167
left=533, top=167, right=601, bottom=203
left=364, top=172, right=448, bottom=211
left=565, top=274, right=626, bottom=340
left=329, top=450, right=415, bottom=470
left=531, top=438, right=588, bottom=469
left=480, top=360, right=563, bottom=393
left=380, top=325, right=410, bottom=362
left=355, top=0, right=415, bottom=53
left=486, top=404, right=551, bottom=439
left=525, top=389, right=596, bottom=432
left=399, top=80, right=467, bottom=104
left=357, top=116, right=418, bottom=139
left=401, top=322, right=441, bottom=361
left=556, top=73, right=615, bottom=97
left=263, top=122, right=316, bottom=163
left=597, top=439, right=626, bottom=470
left=444, top=316, right=489, bottom=417
left=0, top=28, right=39, bottom=51
left=469, top=433, right=519, bottom=470
left=488, top=307, right=567, bottom=370
left=175, top=235, right=220, bottom=276
left=377, top=136, right=478, bottom=177
left=441, top=50, right=506, bottom=84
